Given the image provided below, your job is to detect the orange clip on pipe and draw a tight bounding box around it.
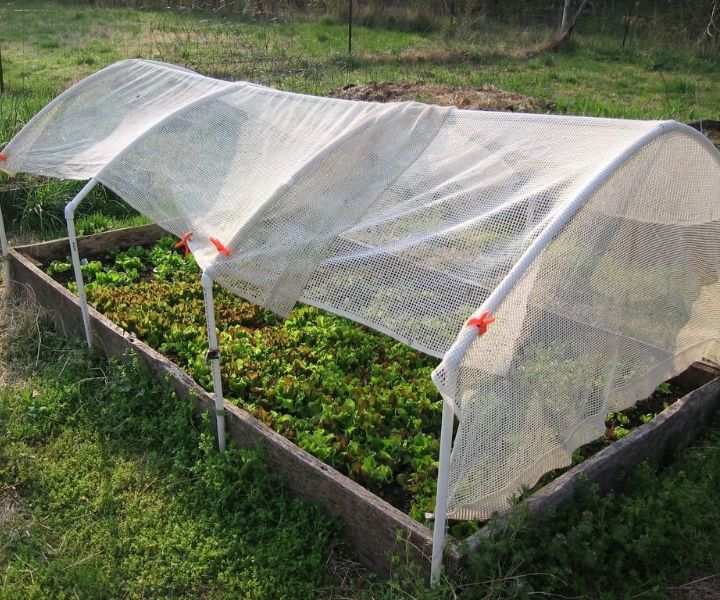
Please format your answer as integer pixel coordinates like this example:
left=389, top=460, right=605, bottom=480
left=0, top=152, right=7, bottom=161
left=175, top=232, right=192, bottom=256
left=467, top=311, right=495, bottom=336
left=210, top=237, right=231, bottom=257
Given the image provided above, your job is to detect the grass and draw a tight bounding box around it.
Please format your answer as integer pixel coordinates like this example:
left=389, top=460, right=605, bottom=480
left=3, top=2, right=718, bottom=116
left=0, top=297, right=344, bottom=599
left=2, top=293, right=720, bottom=598
left=464, top=420, right=720, bottom=599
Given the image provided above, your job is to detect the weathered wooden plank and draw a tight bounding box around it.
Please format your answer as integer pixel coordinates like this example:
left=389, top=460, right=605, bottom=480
left=8, top=247, right=462, bottom=578
left=15, top=223, right=167, bottom=265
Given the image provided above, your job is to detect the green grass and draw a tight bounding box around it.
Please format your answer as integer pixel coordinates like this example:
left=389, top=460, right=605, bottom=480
left=2, top=298, right=720, bottom=599
left=2, top=1, right=718, bottom=122
left=0, top=304, right=344, bottom=599
left=464, top=419, right=720, bottom=599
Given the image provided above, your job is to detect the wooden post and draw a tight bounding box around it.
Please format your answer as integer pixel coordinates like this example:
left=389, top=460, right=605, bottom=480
left=0, top=47, right=5, bottom=94
left=347, top=0, right=353, bottom=54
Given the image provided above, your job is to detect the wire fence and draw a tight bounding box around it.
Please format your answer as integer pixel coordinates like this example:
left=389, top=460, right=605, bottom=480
left=55, top=0, right=720, bottom=46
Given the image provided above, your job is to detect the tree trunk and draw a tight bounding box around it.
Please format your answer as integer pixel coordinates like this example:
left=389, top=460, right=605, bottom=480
left=547, top=0, right=595, bottom=50
left=561, top=0, right=572, bottom=33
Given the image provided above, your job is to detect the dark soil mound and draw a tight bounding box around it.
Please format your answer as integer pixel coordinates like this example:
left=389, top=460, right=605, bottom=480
left=330, top=81, right=552, bottom=113
left=688, top=120, right=720, bottom=149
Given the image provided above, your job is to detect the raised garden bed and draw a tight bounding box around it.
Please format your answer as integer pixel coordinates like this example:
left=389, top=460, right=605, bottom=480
left=8, top=223, right=720, bottom=577
left=47, top=235, right=444, bottom=522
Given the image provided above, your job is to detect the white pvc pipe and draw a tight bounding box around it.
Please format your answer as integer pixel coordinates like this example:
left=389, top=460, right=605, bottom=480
left=64, top=178, right=98, bottom=348
left=430, top=400, right=454, bottom=585
left=433, top=120, right=720, bottom=398
left=201, top=271, right=227, bottom=453
left=427, top=120, right=720, bottom=584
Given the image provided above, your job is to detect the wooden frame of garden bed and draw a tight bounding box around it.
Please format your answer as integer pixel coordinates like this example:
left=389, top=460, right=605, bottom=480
left=7, top=223, right=720, bottom=578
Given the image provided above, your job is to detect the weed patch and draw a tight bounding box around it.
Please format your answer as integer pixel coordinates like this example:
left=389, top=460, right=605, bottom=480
left=0, top=298, right=341, bottom=599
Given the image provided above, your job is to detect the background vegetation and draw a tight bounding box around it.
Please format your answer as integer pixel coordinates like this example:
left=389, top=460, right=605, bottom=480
left=58, top=0, right=720, bottom=56
left=2, top=0, right=719, bottom=242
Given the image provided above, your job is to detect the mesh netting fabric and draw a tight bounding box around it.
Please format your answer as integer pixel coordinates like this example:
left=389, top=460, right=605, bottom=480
left=434, top=131, right=720, bottom=518
left=3, top=59, right=719, bottom=519
left=1, top=60, right=233, bottom=179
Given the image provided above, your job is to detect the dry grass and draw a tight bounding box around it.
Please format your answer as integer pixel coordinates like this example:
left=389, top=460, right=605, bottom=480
left=669, top=575, right=720, bottom=600
left=330, top=81, right=550, bottom=113
left=0, top=281, right=62, bottom=386
left=0, top=486, right=29, bottom=569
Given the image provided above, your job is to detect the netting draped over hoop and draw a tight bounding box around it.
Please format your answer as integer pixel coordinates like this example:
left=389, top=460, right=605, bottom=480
left=3, top=59, right=720, bottom=519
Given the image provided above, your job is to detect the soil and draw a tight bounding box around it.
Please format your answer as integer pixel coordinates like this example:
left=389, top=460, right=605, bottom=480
left=688, top=119, right=720, bottom=150
left=705, top=128, right=720, bottom=150
left=330, top=81, right=552, bottom=113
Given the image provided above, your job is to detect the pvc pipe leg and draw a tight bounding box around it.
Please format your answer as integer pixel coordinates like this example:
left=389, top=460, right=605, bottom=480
left=201, top=272, right=227, bottom=452
left=64, top=179, right=98, bottom=349
left=66, top=216, right=93, bottom=348
left=430, top=400, right=454, bottom=585
left=208, top=356, right=227, bottom=453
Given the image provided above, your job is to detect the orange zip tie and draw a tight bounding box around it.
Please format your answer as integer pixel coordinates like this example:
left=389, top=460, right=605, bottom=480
left=0, top=153, right=7, bottom=161
left=175, top=231, right=192, bottom=255
left=210, top=237, right=231, bottom=257
left=467, top=311, right=495, bottom=336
